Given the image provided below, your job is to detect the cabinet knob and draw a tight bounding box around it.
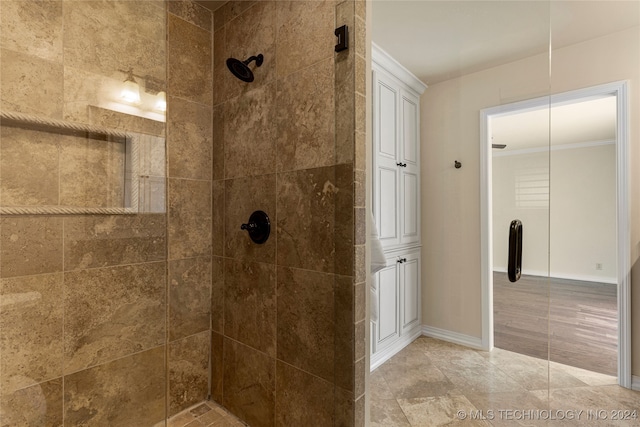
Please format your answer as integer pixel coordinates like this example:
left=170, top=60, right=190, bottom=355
left=397, top=257, right=407, bottom=263
left=396, top=162, right=407, bottom=167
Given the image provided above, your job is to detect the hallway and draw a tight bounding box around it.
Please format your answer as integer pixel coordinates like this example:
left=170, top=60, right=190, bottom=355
left=370, top=337, right=639, bottom=426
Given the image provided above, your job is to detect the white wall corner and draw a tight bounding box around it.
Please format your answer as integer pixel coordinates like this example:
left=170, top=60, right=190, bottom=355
left=631, top=375, right=640, bottom=391
left=422, top=325, right=483, bottom=350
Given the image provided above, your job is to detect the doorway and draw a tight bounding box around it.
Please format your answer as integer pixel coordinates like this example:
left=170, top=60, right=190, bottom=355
left=480, top=81, right=631, bottom=386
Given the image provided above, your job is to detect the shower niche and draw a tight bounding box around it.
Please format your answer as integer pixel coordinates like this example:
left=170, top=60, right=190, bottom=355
left=0, top=111, right=166, bottom=215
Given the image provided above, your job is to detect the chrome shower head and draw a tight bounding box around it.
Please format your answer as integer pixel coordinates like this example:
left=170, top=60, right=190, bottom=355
left=226, top=54, right=264, bottom=82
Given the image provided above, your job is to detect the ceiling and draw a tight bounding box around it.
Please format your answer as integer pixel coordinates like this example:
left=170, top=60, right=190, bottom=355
left=491, top=96, right=616, bottom=152
left=372, top=1, right=640, bottom=86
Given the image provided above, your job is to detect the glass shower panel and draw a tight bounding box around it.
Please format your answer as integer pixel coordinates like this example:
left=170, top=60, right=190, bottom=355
left=547, top=0, right=640, bottom=401
left=370, top=0, right=553, bottom=422
left=0, top=1, right=167, bottom=425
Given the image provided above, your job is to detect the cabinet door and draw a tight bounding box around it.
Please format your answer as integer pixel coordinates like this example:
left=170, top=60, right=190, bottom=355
left=400, top=90, right=420, bottom=245
left=399, top=249, right=421, bottom=334
left=376, top=260, right=400, bottom=348
left=373, top=70, right=401, bottom=247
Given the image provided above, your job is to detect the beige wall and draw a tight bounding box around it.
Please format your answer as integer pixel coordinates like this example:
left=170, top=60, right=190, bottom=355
left=493, top=144, right=617, bottom=282
left=421, top=26, right=640, bottom=373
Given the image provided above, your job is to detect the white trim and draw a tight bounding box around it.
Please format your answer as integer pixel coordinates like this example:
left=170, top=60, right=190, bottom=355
left=632, top=376, right=640, bottom=391
left=372, top=42, right=427, bottom=95
left=422, top=326, right=484, bottom=350
left=370, top=326, right=422, bottom=371
left=480, top=81, right=631, bottom=387
left=492, top=139, right=615, bottom=158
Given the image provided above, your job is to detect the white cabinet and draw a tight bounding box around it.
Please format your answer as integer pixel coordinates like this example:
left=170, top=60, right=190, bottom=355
left=373, top=64, right=422, bottom=250
left=371, top=248, right=422, bottom=368
left=371, top=44, right=427, bottom=371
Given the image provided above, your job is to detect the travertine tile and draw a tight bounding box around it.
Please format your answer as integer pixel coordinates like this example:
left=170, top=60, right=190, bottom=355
left=212, top=180, right=225, bottom=257
left=58, top=134, right=125, bottom=208
left=0, top=217, right=63, bottom=278
left=210, top=332, right=224, bottom=403
left=0, top=274, right=63, bottom=393
left=223, top=338, right=275, bottom=427
left=334, top=275, right=354, bottom=391
left=0, top=0, right=63, bottom=62
left=397, top=394, right=491, bottom=427
left=277, top=267, right=334, bottom=381
left=276, top=0, right=334, bottom=78
left=223, top=82, right=276, bottom=178
left=211, top=256, right=224, bottom=333
left=224, top=259, right=276, bottom=356
left=212, top=105, right=224, bottom=180
left=169, top=332, right=210, bottom=416
left=168, top=13, right=212, bottom=105
left=335, top=164, right=355, bottom=276
left=0, top=48, right=63, bottom=118
left=276, top=58, right=335, bottom=172
left=379, top=362, right=457, bottom=400
left=354, top=169, right=366, bottom=208
left=356, top=55, right=366, bottom=95
left=370, top=399, right=411, bottom=427
left=276, top=166, right=337, bottom=273
left=224, top=174, right=276, bottom=263
left=63, top=0, right=165, bottom=81
left=64, top=347, right=165, bottom=426
left=275, top=361, right=334, bottom=426
left=0, top=377, right=62, bottom=427
left=370, top=370, right=395, bottom=401
left=213, top=1, right=256, bottom=30
left=355, top=16, right=366, bottom=59
left=354, top=245, right=366, bottom=283
left=168, top=178, right=212, bottom=259
left=169, top=257, right=212, bottom=341
left=64, top=214, right=166, bottom=270
left=464, top=391, right=549, bottom=427
left=334, top=387, right=356, bottom=427
left=64, top=262, right=166, bottom=373
left=168, top=96, right=213, bottom=181
left=0, top=127, right=59, bottom=206
left=168, top=0, right=212, bottom=31
left=224, top=1, right=276, bottom=100
left=213, top=28, right=227, bottom=106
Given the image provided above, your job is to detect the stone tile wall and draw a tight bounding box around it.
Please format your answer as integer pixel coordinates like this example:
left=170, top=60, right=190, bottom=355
left=210, top=1, right=366, bottom=425
left=0, top=0, right=214, bottom=424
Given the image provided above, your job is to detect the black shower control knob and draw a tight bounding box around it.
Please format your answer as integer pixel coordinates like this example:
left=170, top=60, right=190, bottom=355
left=240, top=210, right=270, bottom=244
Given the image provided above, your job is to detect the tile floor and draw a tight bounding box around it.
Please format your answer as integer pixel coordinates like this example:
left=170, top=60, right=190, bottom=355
left=371, top=337, right=640, bottom=426
left=163, top=401, right=247, bottom=427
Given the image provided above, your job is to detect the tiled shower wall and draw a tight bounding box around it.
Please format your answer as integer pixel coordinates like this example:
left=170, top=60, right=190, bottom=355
left=210, top=1, right=366, bottom=426
left=0, top=0, right=214, bottom=424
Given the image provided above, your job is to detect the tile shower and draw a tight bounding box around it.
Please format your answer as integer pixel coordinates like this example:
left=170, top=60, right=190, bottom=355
left=0, top=0, right=366, bottom=426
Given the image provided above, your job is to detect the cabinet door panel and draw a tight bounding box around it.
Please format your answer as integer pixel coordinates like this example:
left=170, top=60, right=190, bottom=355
left=375, top=72, right=399, bottom=160
left=378, top=167, right=399, bottom=244
left=401, top=170, right=419, bottom=245
left=377, top=264, right=399, bottom=344
left=401, top=91, right=419, bottom=166
left=400, top=250, right=421, bottom=334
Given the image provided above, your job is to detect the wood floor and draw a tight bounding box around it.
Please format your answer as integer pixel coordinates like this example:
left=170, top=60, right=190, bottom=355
left=493, top=272, right=617, bottom=375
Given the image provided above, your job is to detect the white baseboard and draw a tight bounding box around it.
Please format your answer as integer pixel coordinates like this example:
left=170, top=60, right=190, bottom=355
left=370, top=326, right=422, bottom=372
left=632, top=375, right=640, bottom=391
left=422, top=325, right=483, bottom=350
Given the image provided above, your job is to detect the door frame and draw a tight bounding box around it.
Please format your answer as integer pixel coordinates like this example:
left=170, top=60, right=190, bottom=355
left=479, top=81, right=630, bottom=388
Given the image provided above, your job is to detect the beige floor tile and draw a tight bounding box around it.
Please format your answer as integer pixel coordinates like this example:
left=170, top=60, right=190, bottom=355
left=370, top=398, right=411, bottom=427
left=397, top=394, right=492, bottom=426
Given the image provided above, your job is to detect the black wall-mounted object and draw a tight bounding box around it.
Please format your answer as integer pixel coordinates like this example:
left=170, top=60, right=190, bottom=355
left=508, top=219, right=523, bottom=282
left=335, top=25, right=349, bottom=52
left=227, top=54, right=264, bottom=82
left=241, top=210, right=270, bottom=244
left=454, top=160, right=462, bottom=169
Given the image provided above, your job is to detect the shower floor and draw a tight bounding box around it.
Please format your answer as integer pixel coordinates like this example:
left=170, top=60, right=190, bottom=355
left=162, top=400, right=247, bottom=427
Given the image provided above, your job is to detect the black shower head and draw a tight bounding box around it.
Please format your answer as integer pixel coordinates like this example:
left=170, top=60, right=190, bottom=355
left=226, top=54, right=264, bottom=82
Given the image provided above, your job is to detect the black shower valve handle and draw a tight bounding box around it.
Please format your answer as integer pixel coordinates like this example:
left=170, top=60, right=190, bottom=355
left=240, top=222, right=257, bottom=230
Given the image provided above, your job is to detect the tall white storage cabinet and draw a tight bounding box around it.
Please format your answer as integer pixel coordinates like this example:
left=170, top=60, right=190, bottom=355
left=371, top=44, right=427, bottom=370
